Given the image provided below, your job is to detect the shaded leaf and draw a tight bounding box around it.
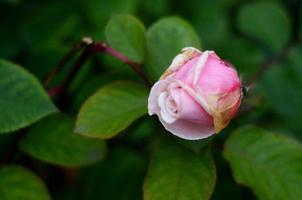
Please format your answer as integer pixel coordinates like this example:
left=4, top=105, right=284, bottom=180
left=238, top=2, right=290, bottom=51
left=127, top=117, right=156, bottom=143
left=0, top=165, right=50, bottom=200
left=20, top=2, right=78, bottom=49
left=224, top=126, right=302, bottom=200
left=176, top=135, right=215, bottom=153
left=221, top=37, right=264, bottom=78
left=80, top=147, right=147, bottom=200
left=260, top=46, right=302, bottom=136
left=139, top=0, right=170, bottom=20
left=20, top=114, right=106, bottom=167
left=0, top=59, right=57, bottom=133
left=191, top=3, right=230, bottom=49
left=85, top=0, right=139, bottom=40
left=24, top=46, right=67, bottom=81
left=0, top=14, right=23, bottom=58
left=144, top=136, right=216, bottom=200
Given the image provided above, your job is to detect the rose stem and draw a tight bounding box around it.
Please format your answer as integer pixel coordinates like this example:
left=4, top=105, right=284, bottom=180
left=43, top=37, right=92, bottom=88
left=47, top=37, right=151, bottom=97
left=94, top=42, right=152, bottom=87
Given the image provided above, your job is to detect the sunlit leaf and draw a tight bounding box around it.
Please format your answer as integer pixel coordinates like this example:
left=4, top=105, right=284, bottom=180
left=105, top=14, right=146, bottom=63
left=146, top=17, right=201, bottom=80
left=75, top=81, right=148, bottom=139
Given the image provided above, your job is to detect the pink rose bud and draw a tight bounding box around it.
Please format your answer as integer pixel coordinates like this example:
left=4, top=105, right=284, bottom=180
left=148, top=47, right=242, bottom=140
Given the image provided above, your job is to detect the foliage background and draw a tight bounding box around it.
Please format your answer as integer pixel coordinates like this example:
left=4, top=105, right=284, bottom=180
left=0, top=0, right=302, bottom=199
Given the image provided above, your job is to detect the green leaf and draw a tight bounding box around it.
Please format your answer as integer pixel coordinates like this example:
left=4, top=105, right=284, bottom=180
left=75, top=81, right=148, bottom=139
left=20, top=114, right=106, bottom=167
left=223, top=126, right=302, bottom=200
left=146, top=17, right=201, bottom=80
left=210, top=137, right=244, bottom=200
left=176, top=136, right=214, bottom=153
left=139, top=0, right=169, bottom=19
left=24, top=46, right=67, bottom=81
left=221, top=37, right=264, bottom=78
left=191, top=3, right=230, bottom=49
left=144, top=136, right=216, bottom=200
left=0, top=0, right=22, bottom=6
left=238, top=2, right=290, bottom=51
left=0, top=135, right=14, bottom=159
left=85, top=0, right=139, bottom=40
left=127, top=117, right=156, bottom=143
left=0, top=165, right=50, bottom=200
left=0, top=14, right=22, bottom=58
left=105, top=14, right=146, bottom=63
left=20, top=2, right=78, bottom=49
left=70, top=72, right=134, bottom=113
left=80, top=147, right=147, bottom=200
left=260, top=46, right=302, bottom=135
left=0, top=59, right=57, bottom=133
left=300, top=8, right=302, bottom=39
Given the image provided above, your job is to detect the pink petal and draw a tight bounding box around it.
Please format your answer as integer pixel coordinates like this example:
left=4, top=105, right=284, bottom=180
left=170, top=87, right=213, bottom=125
left=196, top=53, right=241, bottom=95
left=148, top=79, right=171, bottom=115
left=159, top=116, right=215, bottom=140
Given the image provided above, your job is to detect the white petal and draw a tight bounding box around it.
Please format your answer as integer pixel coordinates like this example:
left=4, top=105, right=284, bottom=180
left=193, top=51, right=209, bottom=85
left=160, top=110, right=177, bottom=124
left=158, top=92, right=177, bottom=124
left=161, top=47, right=202, bottom=79
left=181, top=47, right=202, bottom=54
left=148, top=79, right=170, bottom=115
left=158, top=92, right=168, bottom=111
left=170, top=54, right=185, bottom=71
left=158, top=116, right=215, bottom=140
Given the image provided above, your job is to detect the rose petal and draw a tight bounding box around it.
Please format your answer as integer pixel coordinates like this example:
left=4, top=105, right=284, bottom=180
left=170, top=87, right=213, bottom=125
left=193, top=51, right=209, bottom=85
left=148, top=79, right=171, bottom=115
left=158, top=92, right=177, bottom=124
left=159, top=116, right=215, bottom=140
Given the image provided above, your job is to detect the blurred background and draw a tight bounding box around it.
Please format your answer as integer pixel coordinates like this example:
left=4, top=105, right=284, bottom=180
left=0, top=0, right=302, bottom=199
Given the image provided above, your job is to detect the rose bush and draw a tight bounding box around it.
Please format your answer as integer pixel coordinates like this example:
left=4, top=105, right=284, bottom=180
left=148, top=47, right=242, bottom=140
left=2, top=0, right=300, bottom=198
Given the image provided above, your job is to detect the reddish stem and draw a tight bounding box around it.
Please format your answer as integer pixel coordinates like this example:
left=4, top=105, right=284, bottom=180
left=95, top=42, right=151, bottom=87
left=48, top=86, right=63, bottom=97
left=43, top=37, right=93, bottom=87
left=47, top=38, right=151, bottom=97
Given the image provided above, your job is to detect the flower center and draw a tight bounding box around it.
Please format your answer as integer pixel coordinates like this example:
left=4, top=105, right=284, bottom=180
left=158, top=92, right=179, bottom=124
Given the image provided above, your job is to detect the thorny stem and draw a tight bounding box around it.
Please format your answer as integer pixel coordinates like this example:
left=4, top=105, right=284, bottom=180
left=47, top=38, right=151, bottom=97
left=97, top=43, right=152, bottom=87
left=59, top=42, right=95, bottom=95
left=43, top=37, right=93, bottom=88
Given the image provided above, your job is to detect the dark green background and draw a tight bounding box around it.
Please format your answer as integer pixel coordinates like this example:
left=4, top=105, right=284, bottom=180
left=0, top=0, right=302, bottom=199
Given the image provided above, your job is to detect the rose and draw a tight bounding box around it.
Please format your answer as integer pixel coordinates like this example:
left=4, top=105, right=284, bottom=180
left=148, top=47, right=242, bottom=140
